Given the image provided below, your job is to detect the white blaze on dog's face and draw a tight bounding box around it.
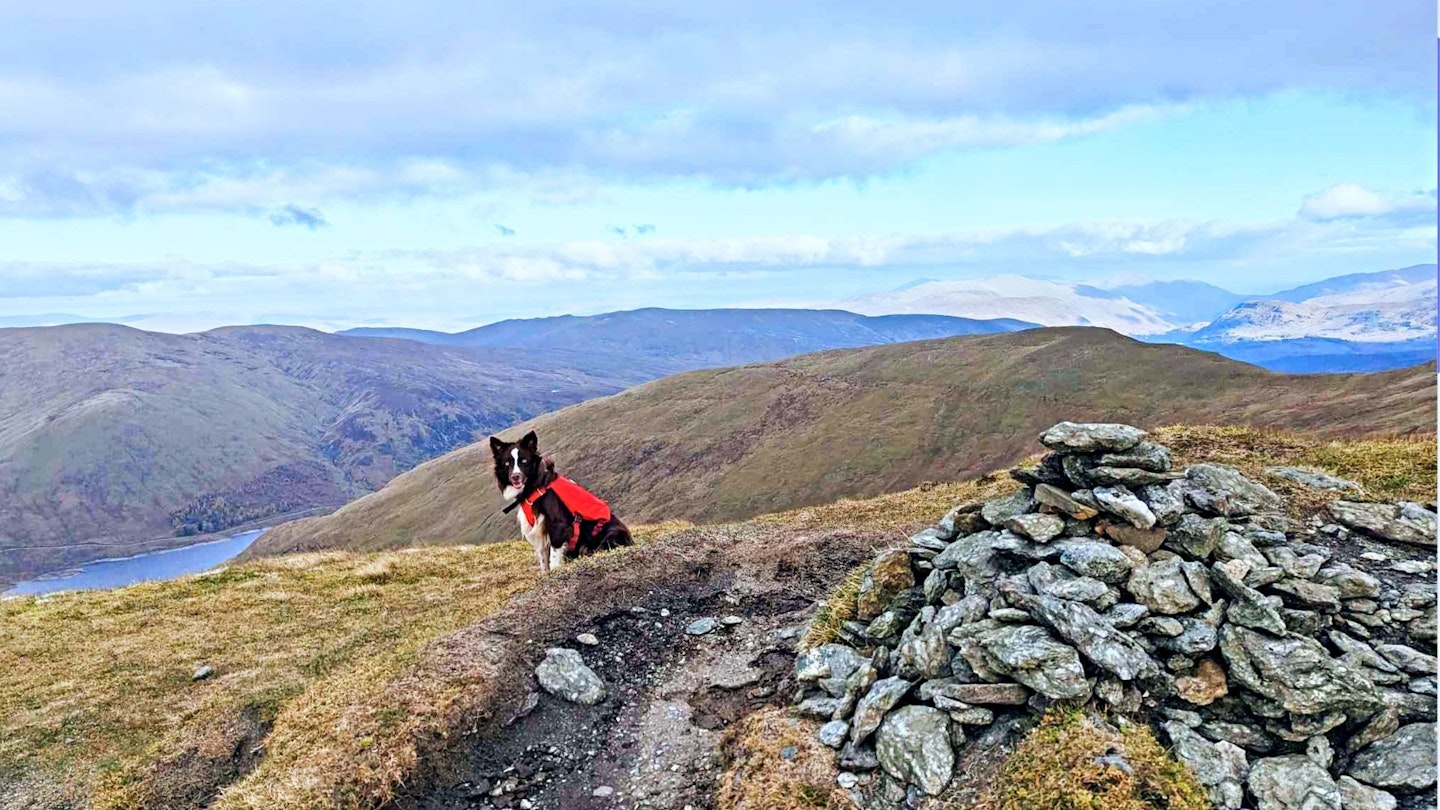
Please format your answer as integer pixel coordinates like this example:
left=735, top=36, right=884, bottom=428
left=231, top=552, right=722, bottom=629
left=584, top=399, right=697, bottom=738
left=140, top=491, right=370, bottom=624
left=490, top=431, right=542, bottom=497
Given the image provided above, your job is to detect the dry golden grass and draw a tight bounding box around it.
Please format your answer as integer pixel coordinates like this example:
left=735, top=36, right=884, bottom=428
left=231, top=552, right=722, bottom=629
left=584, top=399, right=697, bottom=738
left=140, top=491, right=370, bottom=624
left=715, top=707, right=850, bottom=810
left=0, top=543, right=538, bottom=809
left=962, top=709, right=1209, bottom=810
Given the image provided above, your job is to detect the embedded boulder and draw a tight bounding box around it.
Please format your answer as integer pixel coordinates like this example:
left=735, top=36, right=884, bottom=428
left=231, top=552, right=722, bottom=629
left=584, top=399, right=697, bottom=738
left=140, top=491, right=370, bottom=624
left=1182, top=463, right=1283, bottom=518
left=535, top=648, right=607, bottom=705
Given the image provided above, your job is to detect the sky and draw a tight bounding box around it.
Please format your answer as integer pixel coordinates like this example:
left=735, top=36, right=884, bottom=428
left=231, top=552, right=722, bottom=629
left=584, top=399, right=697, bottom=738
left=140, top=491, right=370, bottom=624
left=0, top=2, right=1434, bottom=332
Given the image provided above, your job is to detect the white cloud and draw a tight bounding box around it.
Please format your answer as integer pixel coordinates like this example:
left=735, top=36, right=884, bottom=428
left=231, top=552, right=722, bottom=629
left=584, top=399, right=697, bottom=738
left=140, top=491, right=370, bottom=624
left=1299, top=183, right=1437, bottom=222
left=0, top=2, right=1430, bottom=216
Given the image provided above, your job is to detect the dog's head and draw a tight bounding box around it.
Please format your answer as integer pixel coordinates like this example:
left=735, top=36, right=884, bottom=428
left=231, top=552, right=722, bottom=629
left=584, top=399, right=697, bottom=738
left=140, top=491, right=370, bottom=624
left=490, top=430, right=542, bottom=493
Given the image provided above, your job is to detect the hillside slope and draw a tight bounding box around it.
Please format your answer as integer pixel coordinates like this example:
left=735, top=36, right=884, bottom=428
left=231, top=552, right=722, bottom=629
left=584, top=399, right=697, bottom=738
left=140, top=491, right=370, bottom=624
left=0, top=324, right=636, bottom=583
left=340, top=307, right=1032, bottom=371
left=254, top=327, right=1437, bottom=556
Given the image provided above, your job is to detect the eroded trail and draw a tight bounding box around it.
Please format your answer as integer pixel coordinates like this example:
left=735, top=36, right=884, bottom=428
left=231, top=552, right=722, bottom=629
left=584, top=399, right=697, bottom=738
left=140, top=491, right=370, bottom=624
left=400, top=524, right=887, bottom=810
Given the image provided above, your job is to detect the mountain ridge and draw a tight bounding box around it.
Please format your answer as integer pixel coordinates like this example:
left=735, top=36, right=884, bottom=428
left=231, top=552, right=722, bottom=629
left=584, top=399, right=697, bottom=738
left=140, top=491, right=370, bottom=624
left=252, top=326, right=1437, bottom=558
left=340, top=307, right=1033, bottom=367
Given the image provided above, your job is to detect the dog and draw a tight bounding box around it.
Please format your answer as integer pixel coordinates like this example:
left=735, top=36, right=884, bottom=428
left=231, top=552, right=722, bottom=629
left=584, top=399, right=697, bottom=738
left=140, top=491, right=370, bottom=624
left=490, top=431, right=632, bottom=575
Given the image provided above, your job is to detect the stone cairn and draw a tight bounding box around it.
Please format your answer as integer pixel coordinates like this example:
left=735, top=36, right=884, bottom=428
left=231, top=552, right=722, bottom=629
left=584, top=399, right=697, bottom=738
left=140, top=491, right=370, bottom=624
left=793, top=422, right=1437, bottom=810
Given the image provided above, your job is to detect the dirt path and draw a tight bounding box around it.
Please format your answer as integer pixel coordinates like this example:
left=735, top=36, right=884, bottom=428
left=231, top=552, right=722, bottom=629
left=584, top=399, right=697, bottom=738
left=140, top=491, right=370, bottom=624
left=398, top=524, right=891, bottom=810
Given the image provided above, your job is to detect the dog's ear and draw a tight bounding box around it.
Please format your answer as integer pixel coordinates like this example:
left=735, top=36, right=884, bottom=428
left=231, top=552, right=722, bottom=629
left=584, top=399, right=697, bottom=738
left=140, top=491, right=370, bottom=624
left=520, top=430, right=538, bottom=451
left=542, top=454, right=556, bottom=474
left=489, top=436, right=506, bottom=456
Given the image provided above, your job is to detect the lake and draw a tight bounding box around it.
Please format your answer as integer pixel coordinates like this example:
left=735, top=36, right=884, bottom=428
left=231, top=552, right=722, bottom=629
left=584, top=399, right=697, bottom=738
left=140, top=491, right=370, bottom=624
left=3, top=530, right=265, bottom=596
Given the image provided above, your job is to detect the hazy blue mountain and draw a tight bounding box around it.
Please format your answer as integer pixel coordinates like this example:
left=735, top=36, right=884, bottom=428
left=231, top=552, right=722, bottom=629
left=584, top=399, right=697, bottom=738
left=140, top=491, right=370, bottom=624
left=1078, top=280, right=1245, bottom=326
left=1266, top=264, right=1437, bottom=303
left=341, top=307, right=1034, bottom=370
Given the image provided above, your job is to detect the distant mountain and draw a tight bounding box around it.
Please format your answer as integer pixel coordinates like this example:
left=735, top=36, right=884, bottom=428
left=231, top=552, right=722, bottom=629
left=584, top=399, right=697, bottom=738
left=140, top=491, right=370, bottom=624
left=253, top=327, right=1437, bottom=558
left=1266, top=264, right=1437, bottom=303
left=1186, top=264, right=1436, bottom=348
left=340, top=307, right=1033, bottom=370
left=836, top=275, right=1183, bottom=334
left=1194, top=338, right=1438, bottom=374
left=1076, top=280, right=1244, bottom=327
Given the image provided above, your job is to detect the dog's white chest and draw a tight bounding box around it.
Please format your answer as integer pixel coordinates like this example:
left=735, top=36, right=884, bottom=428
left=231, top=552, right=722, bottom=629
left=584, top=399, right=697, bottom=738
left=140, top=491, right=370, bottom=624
left=517, top=509, right=547, bottom=542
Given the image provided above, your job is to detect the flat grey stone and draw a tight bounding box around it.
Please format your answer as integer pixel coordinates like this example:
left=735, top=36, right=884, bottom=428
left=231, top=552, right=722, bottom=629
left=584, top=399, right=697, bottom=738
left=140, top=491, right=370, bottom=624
left=1247, top=754, right=1340, bottom=810
left=1329, top=501, right=1436, bottom=548
left=1347, top=722, right=1437, bottom=791
left=1039, top=421, right=1147, bottom=452
left=685, top=617, right=718, bottom=635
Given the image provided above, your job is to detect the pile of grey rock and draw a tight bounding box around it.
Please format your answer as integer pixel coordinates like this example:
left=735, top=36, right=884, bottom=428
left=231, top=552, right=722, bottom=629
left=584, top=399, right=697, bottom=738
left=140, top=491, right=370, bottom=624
left=793, top=421, right=1437, bottom=809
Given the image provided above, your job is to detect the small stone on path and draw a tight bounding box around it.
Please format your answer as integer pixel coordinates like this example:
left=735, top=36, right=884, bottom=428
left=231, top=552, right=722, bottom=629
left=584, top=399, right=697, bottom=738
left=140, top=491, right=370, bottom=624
left=686, top=617, right=718, bottom=636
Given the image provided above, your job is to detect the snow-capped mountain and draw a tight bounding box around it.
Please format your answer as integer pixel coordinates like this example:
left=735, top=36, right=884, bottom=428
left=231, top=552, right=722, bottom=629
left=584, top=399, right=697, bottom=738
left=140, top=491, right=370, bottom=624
left=1192, top=265, right=1436, bottom=343
left=837, top=275, right=1184, bottom=335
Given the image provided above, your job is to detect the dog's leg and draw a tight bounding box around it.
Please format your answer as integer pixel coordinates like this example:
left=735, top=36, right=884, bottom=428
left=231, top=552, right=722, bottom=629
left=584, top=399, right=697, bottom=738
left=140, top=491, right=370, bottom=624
left=527, top=514, right=550, bottom=576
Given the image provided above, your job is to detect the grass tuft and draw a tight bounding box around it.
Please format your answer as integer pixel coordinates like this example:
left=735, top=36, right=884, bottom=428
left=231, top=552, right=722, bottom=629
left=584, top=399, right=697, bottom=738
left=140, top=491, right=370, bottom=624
left=964, top=709, right=1209, bottom=810
left=799, top=564, right=868, bottom=652
left=715, top=707, right=849, bottom=810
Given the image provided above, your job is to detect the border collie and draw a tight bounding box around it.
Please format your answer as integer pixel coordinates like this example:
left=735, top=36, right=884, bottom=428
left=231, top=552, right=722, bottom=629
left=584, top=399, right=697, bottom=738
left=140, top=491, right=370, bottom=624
left=490, top=431, right=632, bottom=574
